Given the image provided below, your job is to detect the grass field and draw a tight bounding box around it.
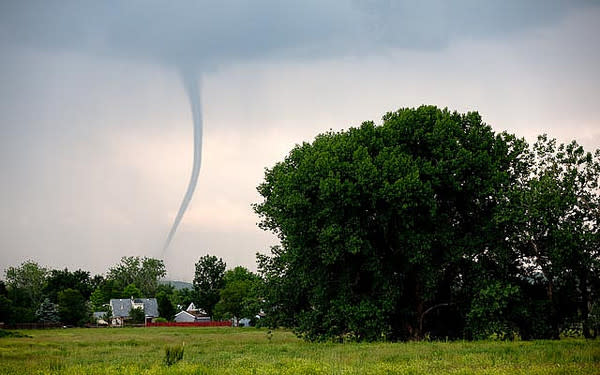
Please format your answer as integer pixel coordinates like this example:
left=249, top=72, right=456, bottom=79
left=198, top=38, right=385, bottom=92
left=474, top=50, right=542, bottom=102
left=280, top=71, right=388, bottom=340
left=0, top=327, right=598, bottom=374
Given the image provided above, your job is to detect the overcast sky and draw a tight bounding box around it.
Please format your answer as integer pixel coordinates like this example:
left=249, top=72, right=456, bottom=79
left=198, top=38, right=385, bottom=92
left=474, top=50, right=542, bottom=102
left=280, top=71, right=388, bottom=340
left=1, top=1, right=599, bottom=281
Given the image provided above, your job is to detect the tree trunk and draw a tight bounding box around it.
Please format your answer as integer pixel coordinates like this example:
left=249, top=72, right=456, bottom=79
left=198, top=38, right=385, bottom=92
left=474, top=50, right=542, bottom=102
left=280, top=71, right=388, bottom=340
left=419, top=303, right=454, bottom=336
left=547, top=279, right=560, bottom=340
left=414, top=280, right=424, bottom=340
left=580, top=273, right=592, bottom=339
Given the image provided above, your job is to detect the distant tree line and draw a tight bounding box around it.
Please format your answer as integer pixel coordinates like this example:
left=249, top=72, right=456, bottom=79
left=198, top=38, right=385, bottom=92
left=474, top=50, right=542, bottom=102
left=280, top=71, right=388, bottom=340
left=0, top=255, right=262, bottom=327
left=254, top=106, right=600, bottom=341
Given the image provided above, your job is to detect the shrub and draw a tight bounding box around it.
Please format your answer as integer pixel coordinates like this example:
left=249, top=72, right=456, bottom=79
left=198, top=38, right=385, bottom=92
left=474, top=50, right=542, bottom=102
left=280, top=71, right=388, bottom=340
left=0, top=330, right=31, bottom=338
left=129, top=307, right=145, bottom=324
left=164, top=344, right=184, bottom=366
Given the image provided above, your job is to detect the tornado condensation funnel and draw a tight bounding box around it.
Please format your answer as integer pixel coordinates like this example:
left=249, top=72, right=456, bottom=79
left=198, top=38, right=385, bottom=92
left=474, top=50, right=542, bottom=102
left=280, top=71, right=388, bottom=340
left=162, top=68, right=203, bottom=254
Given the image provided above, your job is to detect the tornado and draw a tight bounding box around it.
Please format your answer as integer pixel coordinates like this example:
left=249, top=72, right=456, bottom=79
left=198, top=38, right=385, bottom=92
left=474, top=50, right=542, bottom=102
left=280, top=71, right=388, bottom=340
left=163, top=69, right=203, bottom=254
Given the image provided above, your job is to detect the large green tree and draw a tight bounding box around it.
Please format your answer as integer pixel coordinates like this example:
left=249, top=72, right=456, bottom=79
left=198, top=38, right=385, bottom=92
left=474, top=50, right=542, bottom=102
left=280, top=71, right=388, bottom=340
left=193, top=255, right=226, bottom=318
left=500, top=135, right=600, bottom=338
left=4, top=260, right=48, bottom=311
left=106, top=256, right=166, bottom=297
left=44, top=268, right=95, bottom=303
left=214, top=266, right=261, bottom=324
left=58, top=288, right=89, bottom=326
left=254, top=106, right=528, bottom=341
left=157, top=292, right=176, bottom=321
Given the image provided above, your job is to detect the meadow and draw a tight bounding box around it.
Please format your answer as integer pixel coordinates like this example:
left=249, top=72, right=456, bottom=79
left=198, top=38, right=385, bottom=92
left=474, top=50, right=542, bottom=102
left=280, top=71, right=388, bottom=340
left=0, top=327, right=598, bottom=375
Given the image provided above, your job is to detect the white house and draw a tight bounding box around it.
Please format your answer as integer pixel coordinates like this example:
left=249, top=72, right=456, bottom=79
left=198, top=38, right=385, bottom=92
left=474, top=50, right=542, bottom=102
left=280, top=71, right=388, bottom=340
left=109, top=298, right=159, bottom=326
left=173, top=302, right=210, bottom=323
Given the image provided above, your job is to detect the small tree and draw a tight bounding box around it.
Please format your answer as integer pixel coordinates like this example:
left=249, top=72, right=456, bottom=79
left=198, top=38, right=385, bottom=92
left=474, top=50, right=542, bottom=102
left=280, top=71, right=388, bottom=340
left=214, top=267, right=261, bottom=324
left=102, top=305, right=113, bottom=324
left=193, top=255, right=226, bottom=318
left=90, top=287, right=109, bottom=311
left=0, top=295, right=13, bottom=323
left=36, top=298, right=60, bottom=323
left=157, top=292, right=176, bottom=321
left=58, top=288, right=88, bottom=326
left=130, top=307, right=145, bottom=324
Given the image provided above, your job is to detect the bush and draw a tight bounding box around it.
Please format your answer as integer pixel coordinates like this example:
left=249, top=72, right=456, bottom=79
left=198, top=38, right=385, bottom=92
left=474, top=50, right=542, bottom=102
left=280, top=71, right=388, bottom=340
left=129, top=307, right=145, bottom=324
left=154, top=317, right=168, bottom=323
left=0, top=330, right=31, bottom=338
left=466, top=282, right=522, bottom=340
left=164, top=344, right=184, bottom=366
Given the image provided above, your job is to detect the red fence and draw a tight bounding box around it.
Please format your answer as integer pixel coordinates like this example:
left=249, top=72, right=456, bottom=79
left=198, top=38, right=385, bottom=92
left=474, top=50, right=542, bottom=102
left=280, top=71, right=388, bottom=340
left=146, top=321, right=232, bottom=327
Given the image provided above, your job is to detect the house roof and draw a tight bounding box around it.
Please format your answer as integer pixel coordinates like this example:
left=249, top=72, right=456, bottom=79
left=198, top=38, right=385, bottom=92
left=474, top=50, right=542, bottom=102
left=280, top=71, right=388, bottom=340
left=109, top=298, right=159, bottom=318
left=110, top=299, right=132, bottom=318
left=176, top=310, right=209, bottom=318
left=175, top=310, right=195, bottom=318
left=140, top=298, right=159, bottom=317
left=185, top=302, right=208, bottom=315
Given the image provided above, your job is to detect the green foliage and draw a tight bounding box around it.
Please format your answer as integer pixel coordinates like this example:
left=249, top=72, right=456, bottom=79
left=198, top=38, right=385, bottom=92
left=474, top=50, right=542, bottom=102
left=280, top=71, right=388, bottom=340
left=4, top=260, right=48, bottom=309
left=35, top=298, right=60, bottom=323
left=214, top=267, right=261, bottom=324
left=254, top=106, right=600, bottom=342
left=154, top=317, right=168, bottom=323
left=164, top=344, right=184, bottom=366
left=101, top=305, right=112, bottom=323
left=89, top=287, right=108, bottom=311
left=589, top=301, right=600, bottom=337
left=9, top=306, right=35, bottom=324
left=172, top=287, right=196, bottom=309
left=122, top=283, right=142, bottom=299
left=129, top=307, right=145, bottom=324
left=107, top=256, right=166, bottom=297
left=466, top=282, right=522, bottom=340
left=255, top=106, right=526, bottom=341
left=0, top=280, right=7, bottom=296
left=496, top=135, right=600, bottom=339
left=157, top=292, right=176, bottom=321
left=193, top=255, right=226, bottom=318
left=57, top=288, right=88, bottom=326
left=44, top=268, right=95, bottom=303
left=0, top=330, right=31, bottom=338
left=0, top=295, right=13, bottom=323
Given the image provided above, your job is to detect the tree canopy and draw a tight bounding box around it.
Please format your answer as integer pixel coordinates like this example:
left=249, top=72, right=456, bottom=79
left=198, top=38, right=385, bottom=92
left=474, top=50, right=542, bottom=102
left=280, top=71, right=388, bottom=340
left=255, top=106, right=600, bottom=341
left=106, top=256, right=166, bottom=297
left=193, top=255, right=226, bottom=318
left=214, top=266, right=261, bottom=324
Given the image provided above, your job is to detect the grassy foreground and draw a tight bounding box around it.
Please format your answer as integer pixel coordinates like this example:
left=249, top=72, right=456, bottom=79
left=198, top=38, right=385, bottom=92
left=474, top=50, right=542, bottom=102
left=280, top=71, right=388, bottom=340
left=0, top=327, right=598, bottom=374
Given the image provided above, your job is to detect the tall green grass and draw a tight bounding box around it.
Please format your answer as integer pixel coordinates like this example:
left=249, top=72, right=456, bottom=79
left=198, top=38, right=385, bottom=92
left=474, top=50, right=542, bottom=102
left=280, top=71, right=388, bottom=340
left=0, top=327, right=598, bottom=374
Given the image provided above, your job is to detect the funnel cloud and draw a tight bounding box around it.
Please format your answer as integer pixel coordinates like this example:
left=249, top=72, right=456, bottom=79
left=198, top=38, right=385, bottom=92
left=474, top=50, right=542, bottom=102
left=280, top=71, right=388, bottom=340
left=163, top=69, right=203, bottom=253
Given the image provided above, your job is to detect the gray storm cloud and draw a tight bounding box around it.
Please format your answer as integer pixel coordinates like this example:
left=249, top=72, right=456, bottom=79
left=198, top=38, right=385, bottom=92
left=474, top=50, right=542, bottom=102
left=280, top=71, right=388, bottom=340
left=0, top=0, right=593, bottom=252
left=0, top=1, right=590, bottom=67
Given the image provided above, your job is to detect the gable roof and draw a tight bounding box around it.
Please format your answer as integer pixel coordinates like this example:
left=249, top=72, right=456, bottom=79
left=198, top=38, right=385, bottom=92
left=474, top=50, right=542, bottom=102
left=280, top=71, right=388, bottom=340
left=110, top=299, right=132, bottom=318
left=138, top=298, right=159, bottom=317
left=109, top=298, right=159, bottom=318
left=175, top=310, right=195, bottom=319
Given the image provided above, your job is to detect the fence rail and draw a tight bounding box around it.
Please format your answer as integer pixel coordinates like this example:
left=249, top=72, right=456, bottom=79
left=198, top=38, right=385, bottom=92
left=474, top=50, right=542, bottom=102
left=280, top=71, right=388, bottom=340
left=146, top=321, right=232, bottom=327
left=4, top=322, right=64, bottom=329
